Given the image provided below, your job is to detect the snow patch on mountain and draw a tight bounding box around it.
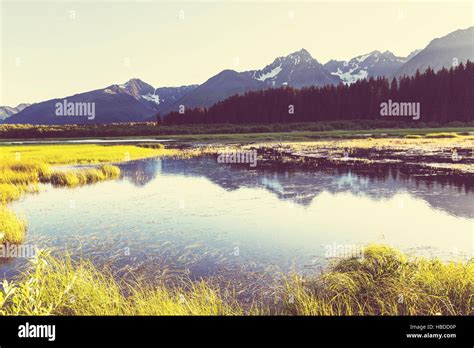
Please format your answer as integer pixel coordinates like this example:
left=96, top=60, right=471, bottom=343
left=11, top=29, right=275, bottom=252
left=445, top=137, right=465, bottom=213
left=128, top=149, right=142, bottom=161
left=324, top=50, right=408, bottom=85
left=257, top=65, right=282, bottom=81
left=142, top=93, right=160, bottom=104
left=331, top=68, right=368, bottom=85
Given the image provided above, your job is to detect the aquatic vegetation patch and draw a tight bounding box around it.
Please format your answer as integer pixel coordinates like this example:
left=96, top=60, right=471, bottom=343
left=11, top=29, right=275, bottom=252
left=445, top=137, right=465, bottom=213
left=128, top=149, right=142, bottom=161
left=49, top=165, right=121, bottom=187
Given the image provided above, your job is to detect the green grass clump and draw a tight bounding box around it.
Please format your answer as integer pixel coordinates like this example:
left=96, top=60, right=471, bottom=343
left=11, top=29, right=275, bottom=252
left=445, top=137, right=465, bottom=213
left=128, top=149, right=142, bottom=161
left=283, top=245, right=473, bottom=316
left=0, top=206, right=26, bottom=244
left=0, top=251, right=246, bottom=316
left=425, top=132, right=460, bottom=138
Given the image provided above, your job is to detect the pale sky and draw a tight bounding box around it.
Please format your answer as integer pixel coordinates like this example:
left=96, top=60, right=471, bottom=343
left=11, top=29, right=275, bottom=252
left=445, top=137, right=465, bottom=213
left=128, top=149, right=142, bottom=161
left=1, top=0, right=473, bottom=106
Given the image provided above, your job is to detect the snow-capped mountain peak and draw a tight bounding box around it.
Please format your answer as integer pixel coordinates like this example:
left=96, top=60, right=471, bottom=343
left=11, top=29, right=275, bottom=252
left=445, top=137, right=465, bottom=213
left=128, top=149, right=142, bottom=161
left=250, top=48, right=338, bottom=88
left=324, top=50, right=408, bottom=85
left=119, top=78, right=156, bottom=100
left=287, top=48, right=314, bottom=64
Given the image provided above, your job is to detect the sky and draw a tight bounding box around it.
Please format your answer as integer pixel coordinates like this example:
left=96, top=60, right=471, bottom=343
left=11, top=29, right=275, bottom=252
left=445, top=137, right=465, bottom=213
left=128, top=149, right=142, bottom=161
left=1, top=0, right=473, bottom=106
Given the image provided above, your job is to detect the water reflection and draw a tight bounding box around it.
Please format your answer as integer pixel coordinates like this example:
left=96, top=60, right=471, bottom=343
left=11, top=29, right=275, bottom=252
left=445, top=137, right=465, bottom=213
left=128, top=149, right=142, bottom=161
left=2, top=157, right=473, bottom=295
left=121, top=157, right=474, bottom=218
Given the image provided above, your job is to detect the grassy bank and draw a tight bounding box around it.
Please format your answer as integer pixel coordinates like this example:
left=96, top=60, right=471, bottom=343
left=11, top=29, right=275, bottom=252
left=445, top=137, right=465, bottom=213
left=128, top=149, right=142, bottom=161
left=0, top=144, right=174, bottom=244
left=0, top=245, right=471, bottom=315
left=284, top=245, right=473, bottom=315
left=0, top=122, right=473, bottom=143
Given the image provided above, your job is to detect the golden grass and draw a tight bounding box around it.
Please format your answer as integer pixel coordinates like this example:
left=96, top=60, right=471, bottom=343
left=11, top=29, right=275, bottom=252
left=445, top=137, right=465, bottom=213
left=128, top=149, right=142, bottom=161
left=283, top=134, right=473, bottom=150
left=283, top=245, right=473, bottom=316
left=0, top=206, right=27, bottom=244
left=425, top=132, right=460, bottom=138
left=0, top=144, right=176, bottom=165
left=49, top=165, right=121, bottom=187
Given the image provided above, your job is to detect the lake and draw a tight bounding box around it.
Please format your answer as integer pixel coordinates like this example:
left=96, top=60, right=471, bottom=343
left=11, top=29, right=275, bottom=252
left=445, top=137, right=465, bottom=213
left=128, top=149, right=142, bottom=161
left=2, top=156, right=473, bottom=297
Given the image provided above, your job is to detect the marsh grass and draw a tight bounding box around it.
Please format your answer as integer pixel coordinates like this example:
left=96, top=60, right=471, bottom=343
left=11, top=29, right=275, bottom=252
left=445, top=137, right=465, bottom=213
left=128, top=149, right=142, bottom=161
left=0, top=206, right=26, bottom=244
left=425, top=132, right=460, bottom=138
left=0, top=246, right=471, bottom=316
left=0, top=144, right=176, bottom=165
left=0, top=251, right=248, bottom=316
left=283, top=245, right=473, bottom=316
left=49, top=165, right=121, bottom=187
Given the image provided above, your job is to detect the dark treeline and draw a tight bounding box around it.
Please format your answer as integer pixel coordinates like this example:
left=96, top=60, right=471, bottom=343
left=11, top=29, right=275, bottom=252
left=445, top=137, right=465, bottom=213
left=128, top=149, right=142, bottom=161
left=162, top=61, right=474, bottom=124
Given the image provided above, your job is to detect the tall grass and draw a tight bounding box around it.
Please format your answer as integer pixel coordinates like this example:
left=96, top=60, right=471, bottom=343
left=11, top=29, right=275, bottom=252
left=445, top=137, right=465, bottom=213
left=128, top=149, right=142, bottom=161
left=283, top=245, right=473, bottom=316
left=49, top=165, right=121, bottom=187
left=0, top=251, right=247, bottom=316
left=0, top=206, right=26, bottom=244
left=0, top=246, right=471, bottom=316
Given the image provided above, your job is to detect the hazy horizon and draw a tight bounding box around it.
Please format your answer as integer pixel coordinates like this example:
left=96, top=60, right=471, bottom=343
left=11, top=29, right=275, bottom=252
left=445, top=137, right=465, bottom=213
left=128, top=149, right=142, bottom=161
left=1, top=0, right=473, bottom=106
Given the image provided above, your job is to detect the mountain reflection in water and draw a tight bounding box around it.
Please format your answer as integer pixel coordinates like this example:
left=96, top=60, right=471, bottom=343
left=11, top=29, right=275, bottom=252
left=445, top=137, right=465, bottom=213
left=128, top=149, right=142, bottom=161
left=3, top=157, right=472, bottom=296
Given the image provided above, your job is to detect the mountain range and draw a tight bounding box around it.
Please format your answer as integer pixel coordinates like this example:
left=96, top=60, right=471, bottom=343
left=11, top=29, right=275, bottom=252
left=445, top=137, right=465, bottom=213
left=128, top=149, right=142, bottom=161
left=3, top=26, right=473, bottom=125
left=0, top=103, right=30, bottom=121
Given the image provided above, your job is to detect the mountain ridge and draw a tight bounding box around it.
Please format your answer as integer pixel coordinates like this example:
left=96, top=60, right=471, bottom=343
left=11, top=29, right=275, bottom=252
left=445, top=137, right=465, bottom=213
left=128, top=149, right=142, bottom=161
left=5, top=26, right=473, bottom=125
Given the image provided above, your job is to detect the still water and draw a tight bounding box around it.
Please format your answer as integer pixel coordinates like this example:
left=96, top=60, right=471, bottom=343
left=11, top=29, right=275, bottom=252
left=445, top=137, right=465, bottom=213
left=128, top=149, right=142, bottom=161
left=2, top=157, right=473, bottom=289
